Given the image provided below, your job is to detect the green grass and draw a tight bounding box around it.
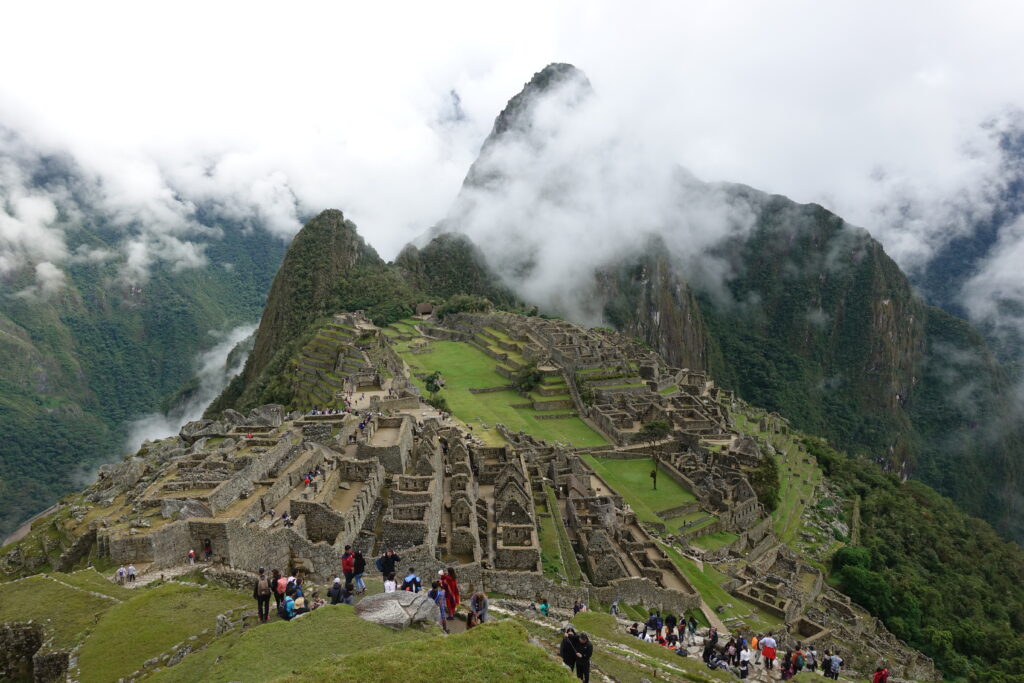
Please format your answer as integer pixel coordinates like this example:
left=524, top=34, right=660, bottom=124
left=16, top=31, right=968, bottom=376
left=0, top=575, right=116, bottom=649
left=284, top=620, right=573, bottom=682
left=581, top=455, right=695, bottom=523
left=397, top=339, right=607, bottom=447
left=655, top=542, right=779, bottom=632
left=538, top=513, right=567, bottom=580
left=53, top=568, right=135, bottom=600
left=77, top=582, right=249, bottom=683
left=149, top=604, right=429, bottom=683
left=689, top=531, right=739, bottom=551
left=545, top=485, right=584, bottom=585
left=659, top=385, right=678, bottom=394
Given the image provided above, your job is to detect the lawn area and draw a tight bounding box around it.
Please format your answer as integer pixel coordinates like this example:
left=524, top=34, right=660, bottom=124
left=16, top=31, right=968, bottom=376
left=769, top=435, right=822, bottom=544
left=77, top=581, right=250, bottom=683
left=538, top=513, right=566, bottom=580
left=398, top=339, right=607, bottom=448
left=53, top=568, right=134, bottom=600
left=150, top=604, right=429, bottom=683
left=545, top=485, right=583, bottom=585
left=285, top=621, right=572, bottom=682
left=581, top=455, right=695, bottom=523
left=656, top=542, right=779, bottom=632
left=0, top=575, right=116, bottom=649
left=690, top=531, right=739, bottom=552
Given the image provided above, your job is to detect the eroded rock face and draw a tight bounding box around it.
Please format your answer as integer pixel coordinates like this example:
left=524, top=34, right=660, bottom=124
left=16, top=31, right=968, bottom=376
left=354, top=591, right=440, bottom=629
left=179, top=420, right=227, bottom=444
left=221, top=408, right=248, bottom=426
left=159, top=499, right=213, bottom=520
left=248, top=404, right=284, bottom=428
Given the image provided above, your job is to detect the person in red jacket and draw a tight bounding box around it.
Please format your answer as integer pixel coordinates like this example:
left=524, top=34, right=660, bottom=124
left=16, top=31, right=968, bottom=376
left=872, top=666, right=890, bottom=683
left=341, top=545, right=355, bottom=584
left=439, top=567, right=460, bottom=619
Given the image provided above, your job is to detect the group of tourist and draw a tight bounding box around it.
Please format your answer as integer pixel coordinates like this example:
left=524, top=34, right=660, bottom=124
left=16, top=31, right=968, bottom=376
left=115, top=564, right=137, bottom=584
left=627, top=610, right=700, bottom=648
left=560, top=627, right=594, bottom=682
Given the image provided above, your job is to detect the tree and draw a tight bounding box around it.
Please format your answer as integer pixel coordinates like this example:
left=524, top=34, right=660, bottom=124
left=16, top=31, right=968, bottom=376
left=424, top=371, right=444, bottom=398
left=640, top=420, right=671, bottom=443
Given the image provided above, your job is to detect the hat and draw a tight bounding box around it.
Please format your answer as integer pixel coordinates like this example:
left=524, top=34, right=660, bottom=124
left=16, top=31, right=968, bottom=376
left=258, top=567, right=265, bottom=573
left=438, top=569, right=445, bottom=576
left=334, top=577, right=341, bottom=584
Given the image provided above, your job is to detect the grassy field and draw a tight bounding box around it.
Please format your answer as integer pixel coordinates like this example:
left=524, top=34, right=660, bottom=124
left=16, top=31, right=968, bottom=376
left=53, top=568, right=135, bottom=600
left=545, top=485, right=584, bottom=585
left=0, top=575, right=116, bottom=649
left=150, top=604, right=429, bottom=683
left=77, top=582, right=250, bottom=683
left=690, top=531, right=740, bottom=551
left=285, top=621, right=573, bottom=682
left=581, top=455, right=695, bottom=523
left=395, top=337, right=608, bottom=447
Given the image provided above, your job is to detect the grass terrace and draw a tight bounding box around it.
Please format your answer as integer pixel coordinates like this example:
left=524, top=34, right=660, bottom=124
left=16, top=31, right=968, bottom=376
left=581, top=454, right=695, bottom=524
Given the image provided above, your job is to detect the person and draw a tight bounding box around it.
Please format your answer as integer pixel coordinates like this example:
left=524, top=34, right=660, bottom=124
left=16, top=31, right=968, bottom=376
left=664, top=612, right=677, bottom=639
left=628, top=623, right=640, bottom=638
left=702, top=637, right=715, bottom=664
left=293, top=591, right=308, bottom=615
left=428, top=581, right=449, bottom=634
left=573, top=600, right=584, bottom=615
left=666, top=630, right=678, bottom=648
left=610, top=600, right=619, bottom=616
left=829, top=651, right=844, bottom=680
left=760, top=633, right=777, bottom=670
left=377, top=549, right=400, bottom=578
left=203, top=541, right=212, bottom=562
left=328, top=577, right=343, bottom=604
left=654, top=611, right=664, bottom=639
left=791, top=643, right=805, bottom=673
left=465, top=610, right=480, bottom=629
left=402, top=568, right=422, bottom=592
left=469, top=592, right=489, bottom=623
left=384, top=572, right=398, bottom=593
left=872, top=665, right=891, bottom=683
left=187, top=549, right=196, bottom=565
left=352, top=550, right=367, bottom=593
left=308, top=591, right=325, bottom=610
left=560, top=627, right=580, bottom=675
left=127, top=564, right=137, bottom=583
left=279, top=586, right=296, bottom=620
left=805, top=645, right=817, bottom=672
left=254, top=567, right=272, bottom=622
left=687, top=615, right=698, bottom=645
left=575, top=633, right=593, bottom=682
left=645, top=611, right=657, bottom=637
left=440, top=568, right=460, bottom=619
left=341, top=545, right=355, bottom=584
left=650, top=468, right=657, bottom=490
left=724, top=637, right=737, bottom=666
left=116, top=565, right=127, bottom=585
left=275, top=571, right=289, bottom=607
left=539, top=599, right=549, bottom=616
left=821, top=650, right=833, bottom=678
left=341, top=582, right=355, bottom=605
left=739, top=644, right=751, bottom=679
left=750, top=633, right=760, bottom=664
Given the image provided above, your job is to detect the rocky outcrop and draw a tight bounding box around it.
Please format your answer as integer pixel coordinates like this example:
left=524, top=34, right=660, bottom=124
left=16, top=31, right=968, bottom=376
left=179, top=420, right=227, bottom=445
left=354, top=591, right=440, bottom=629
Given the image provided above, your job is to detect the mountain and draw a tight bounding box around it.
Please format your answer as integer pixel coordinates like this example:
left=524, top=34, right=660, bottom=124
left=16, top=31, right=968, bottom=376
left=428, top=63, right=1024, bottom=542
left=0, top=149, right=287, bottom=538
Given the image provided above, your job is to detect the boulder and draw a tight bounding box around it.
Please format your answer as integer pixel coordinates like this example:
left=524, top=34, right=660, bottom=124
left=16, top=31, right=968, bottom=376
left=354, top=591, right=440, bottom=629
left=179, top=420, right=227, bottom=444
left=248, top=404, right=284, bottom=428
left=160, top=498, right=213, bottom=520
left=221, top=409, right=248, bottom=426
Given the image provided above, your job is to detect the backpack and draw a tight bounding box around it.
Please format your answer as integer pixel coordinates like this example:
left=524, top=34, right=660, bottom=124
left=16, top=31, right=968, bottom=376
left=277, top=600, right=289, bottom=619
left=374, top=557, right=384, bottom=572
left=796, top=653, right=805, bottom=670
left=258, top=577, right=271, bottom=596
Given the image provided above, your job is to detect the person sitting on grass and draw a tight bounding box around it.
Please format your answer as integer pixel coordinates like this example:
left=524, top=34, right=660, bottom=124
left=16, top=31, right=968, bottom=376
left=384, top=572, right=397, bottom=593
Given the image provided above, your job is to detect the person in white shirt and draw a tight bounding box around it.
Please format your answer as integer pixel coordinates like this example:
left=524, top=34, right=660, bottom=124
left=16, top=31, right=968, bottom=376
left=384, top=572, right=397, bottom=593
left=739, top=646, right=751, bottom=679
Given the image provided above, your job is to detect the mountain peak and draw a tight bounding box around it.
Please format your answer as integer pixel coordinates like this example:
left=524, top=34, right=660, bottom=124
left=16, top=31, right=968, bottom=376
left=486, top=62, right=593, bottom=143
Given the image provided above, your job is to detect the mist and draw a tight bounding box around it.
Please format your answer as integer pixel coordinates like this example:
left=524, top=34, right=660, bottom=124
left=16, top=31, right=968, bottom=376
left=125, top=323, right=256, bottom=450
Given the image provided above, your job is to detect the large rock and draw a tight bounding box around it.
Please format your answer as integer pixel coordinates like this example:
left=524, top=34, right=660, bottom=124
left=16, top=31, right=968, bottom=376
left=221, top=408, right=249, bottom=426
left=179, top=420, right=226, bottom=444
left=248, top=404, right=284, bottom=428
left=354, top=591, right=440, bottom=629
left=160, top=498, right=213, bottom=520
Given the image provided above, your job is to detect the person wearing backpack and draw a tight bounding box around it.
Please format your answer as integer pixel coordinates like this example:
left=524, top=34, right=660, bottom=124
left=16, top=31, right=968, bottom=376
left=401, top=568, right=422, bottom=592
left=352, top=550, right=367, bottom=593
left=792, top=643, right=805, bottom=673
left=253, top=567, right=272, bottom=622
left=428, top=581, right=449, bottom=634
left=279, top=586, right=296, bottom=620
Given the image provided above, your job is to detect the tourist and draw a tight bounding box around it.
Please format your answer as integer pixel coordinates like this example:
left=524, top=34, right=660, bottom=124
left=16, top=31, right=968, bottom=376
left=253, top=567, right=272, bottom=622
left=328, top=577, right=343, bottom=605
left=293, top=590, right=308, bottom=615
left=664, top=612, right=677, bottom=639
left=309, top=591, right=325, bottom=610
left=469, top=591, right=489, bottom=623
left=271, top=569, right=283, bottom=610
left=342, top=582, right=355, bottom=605
left=739, top=644, right=751, bottom=679
left=610, top=600, right=619, bottom=616
left=428, top=580, right=449, bottom=634
left=760, top=633, right=777, bottom=670
left=750, top=633, right=760, bottom=663
left=687, top=615, right=698, bottom=645
left=654, top=611, right=663, bottom=638
left=575, top=633, right=593, bottom=682
left=628, top=623, right=640, bottom=638
left=341, top=545, right=355, bottom=584
left=402, top=567, right=422, bottom=592
left=269, top=509, right=275, bottom=523
left=384, top=572, right=398, bottom=593
left=828, top=651, right=844, bottom=680
left=376, top=549, right=400, bottom=578
left=440, top=567, right=460, bottom=619
left=791, top=642, right=805, bottom=673
left=872, top=665, right=891, bottom=683
left=539, top=599, right=550, bottom=616
left=187, top=549, right=196, bottom=565
left=645, top=611, right=657, bottom=636
left=560, top=627, right=579, bottom=675
left=709, top=625, right=719, bottom=647
left=203, top=541, right=212, bottom=561
left=574, top=600, right=584, bottom=615
left=805, top=645, right=817, bottom=671
left=666, top=630, right=678, bottom=648
left=466, top=610, right=480, bottom=629
left=353, top=550, right=367, bottom=593
left=275, top=570, right=288, bottom=607
left=280, top=586, right=296, bottom=620
left=127, top=564, right=137, bottom=583
left=724, top=637, right=737, bottom=665
left=701, top=637, right=715, bottom=663
left=116, top=565, right=126, bottom=585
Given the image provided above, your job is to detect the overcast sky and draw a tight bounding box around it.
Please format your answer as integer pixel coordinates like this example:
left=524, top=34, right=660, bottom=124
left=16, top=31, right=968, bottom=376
left=2, top=1, right=1023, bottom=300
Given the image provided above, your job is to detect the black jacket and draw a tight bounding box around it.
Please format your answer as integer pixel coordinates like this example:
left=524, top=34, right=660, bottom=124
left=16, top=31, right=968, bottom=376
left=560, top=635, right=579, bottom=664
left=379, top=553, right=400, bottom=575
left=577, top=639, right=593, bottom=661
left=354, top=554, right=366, bottom=574
left=327, top=583, right=343, bottom=604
